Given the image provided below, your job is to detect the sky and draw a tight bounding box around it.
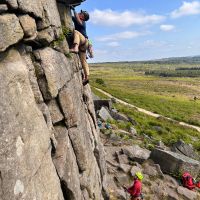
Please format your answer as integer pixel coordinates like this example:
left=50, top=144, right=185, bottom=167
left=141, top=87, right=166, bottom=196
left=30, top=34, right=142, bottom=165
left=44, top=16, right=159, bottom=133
left=77, top=0, right=200, bottom=62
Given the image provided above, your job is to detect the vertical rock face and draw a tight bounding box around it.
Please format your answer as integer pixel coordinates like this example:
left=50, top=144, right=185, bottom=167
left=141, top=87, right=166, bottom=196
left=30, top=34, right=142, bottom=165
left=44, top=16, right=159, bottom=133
left=0, top=49, right=64, bottom=200
left=0, top=1, right=108, bottom=200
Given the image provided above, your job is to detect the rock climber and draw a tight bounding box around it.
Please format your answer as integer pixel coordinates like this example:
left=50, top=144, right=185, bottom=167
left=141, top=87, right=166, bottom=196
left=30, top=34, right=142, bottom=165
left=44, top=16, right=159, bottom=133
left=70, top=6, right=93, bottom=86
left=123, top=172, right=144, bottom=200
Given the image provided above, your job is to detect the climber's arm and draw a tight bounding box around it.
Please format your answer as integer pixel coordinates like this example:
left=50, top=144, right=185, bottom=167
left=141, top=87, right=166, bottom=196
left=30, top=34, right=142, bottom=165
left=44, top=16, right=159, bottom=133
left=71, top=6, right=83, bottom=25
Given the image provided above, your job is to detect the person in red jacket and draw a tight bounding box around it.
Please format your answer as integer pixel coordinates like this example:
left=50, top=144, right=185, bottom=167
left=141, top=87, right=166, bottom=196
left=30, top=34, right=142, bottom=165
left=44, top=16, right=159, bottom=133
left=124, top=172, right=143, bottom=200
left=182, top=172, right=200, bottom=190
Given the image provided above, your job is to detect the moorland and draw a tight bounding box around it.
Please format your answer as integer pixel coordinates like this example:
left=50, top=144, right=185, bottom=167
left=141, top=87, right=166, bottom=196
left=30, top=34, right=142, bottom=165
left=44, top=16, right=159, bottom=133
left=90, top=59, right=200, bottom=151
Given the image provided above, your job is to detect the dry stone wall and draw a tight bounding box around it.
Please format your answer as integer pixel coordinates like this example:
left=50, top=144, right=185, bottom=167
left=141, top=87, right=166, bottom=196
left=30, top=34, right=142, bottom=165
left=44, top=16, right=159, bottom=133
left=0, top=0, right=108, bottom=199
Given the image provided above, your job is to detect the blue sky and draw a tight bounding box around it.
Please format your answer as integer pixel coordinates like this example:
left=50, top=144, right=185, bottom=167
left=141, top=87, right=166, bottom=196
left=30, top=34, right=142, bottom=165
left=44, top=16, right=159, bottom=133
left=77, top=0, right=200, bottom=62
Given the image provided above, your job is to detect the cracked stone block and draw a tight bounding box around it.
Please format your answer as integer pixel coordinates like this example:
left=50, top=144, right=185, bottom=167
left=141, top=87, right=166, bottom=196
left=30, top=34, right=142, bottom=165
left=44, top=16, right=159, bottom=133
left=47, top=99, right=64, bottom=124
left=150, top=148, right=200, bottom=178
left=35, top=47, right=73, bottom=99
left=53, top=125, right=82, bottom=200
left=0, top=14, right=24, bottom=52
left=19, top=15, right=37, bottom=41
left=18, top=0, right=43, bottom=18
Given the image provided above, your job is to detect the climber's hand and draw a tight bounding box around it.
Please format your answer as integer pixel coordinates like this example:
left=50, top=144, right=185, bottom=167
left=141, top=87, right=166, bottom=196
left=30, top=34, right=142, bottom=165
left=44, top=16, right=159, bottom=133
left=70, top=5, right=75, bottom=11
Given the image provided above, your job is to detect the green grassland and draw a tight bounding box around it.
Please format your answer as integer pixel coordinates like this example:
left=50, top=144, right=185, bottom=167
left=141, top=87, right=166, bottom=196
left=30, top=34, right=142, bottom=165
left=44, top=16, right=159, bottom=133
left=92, top=87, right=200, bottom=153
left=90, top=63, right=200, bottom=126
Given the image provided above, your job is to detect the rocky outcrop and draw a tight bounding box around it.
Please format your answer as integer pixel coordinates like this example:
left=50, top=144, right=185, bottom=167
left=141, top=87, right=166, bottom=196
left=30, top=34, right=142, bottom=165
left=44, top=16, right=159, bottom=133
left=103, top=140, right=200, bottom=200
left=0, top=0, right=107, bottom=200
left=122, top=145, right=151, bottom=163
left=150, top=148, right=200, bottom=178
left=0, top=48, right=64, bottom=200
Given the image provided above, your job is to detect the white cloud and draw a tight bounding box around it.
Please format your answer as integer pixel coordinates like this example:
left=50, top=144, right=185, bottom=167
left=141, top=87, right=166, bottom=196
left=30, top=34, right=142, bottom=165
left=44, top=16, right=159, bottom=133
left=143, top=40, right=167, bottom=48
left=160, top=24, right=175, bottom=32
left=90, top=9, right=165, bottom=27
left=106, top=42, right=120, bottom=47
left=142, top=40, right=175, bottom=49
left=96, top=31, right=150, bottom=42
left=171, top=1, right=200, bottom=18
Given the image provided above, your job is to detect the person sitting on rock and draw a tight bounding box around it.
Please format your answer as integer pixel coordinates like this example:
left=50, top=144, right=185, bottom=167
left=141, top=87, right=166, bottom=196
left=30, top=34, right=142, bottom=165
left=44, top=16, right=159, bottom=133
left=123, top=172, right=144, bottom=200
left=182, top=172, right=200, bottom=190
left=70, top=6, right=93, bottom=86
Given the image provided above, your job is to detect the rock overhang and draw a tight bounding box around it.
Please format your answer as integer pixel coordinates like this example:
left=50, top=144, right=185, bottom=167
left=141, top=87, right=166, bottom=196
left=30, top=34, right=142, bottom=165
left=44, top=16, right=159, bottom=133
left=57, top=0, right=86, bottom=6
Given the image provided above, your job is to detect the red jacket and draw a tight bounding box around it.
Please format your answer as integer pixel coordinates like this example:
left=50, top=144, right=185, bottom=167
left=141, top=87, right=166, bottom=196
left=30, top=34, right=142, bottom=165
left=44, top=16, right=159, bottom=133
left=127, top=179, right=142, bottom=197
left=182, top=172, right=196, bottom=190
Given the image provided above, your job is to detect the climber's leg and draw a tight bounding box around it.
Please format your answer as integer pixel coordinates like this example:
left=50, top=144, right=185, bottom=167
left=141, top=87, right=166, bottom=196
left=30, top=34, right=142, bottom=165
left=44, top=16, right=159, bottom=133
left=70, top=30, right=86, bottom=53
left=79, top=50, right=89, bottom=85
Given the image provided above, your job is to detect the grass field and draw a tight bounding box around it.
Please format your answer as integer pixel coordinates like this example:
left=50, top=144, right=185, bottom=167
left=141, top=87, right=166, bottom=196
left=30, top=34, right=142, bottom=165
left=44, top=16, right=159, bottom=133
left=90, top=63, right=200, bottom=126
left=92, top=87, right=200, bottom=152
left=90, top=62, right=200, bottom=152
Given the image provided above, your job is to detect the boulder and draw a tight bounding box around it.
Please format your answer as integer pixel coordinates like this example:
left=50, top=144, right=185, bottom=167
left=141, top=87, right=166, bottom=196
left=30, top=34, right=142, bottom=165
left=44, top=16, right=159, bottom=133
left=105, top=146, right=121, bottom=167
left=19, top=15, right=37, bottom=41
left=164, top=175, right=179, bottom=189
left=116, top=151, right=129, bottom=165
left=36, top=27, right=58, bottom=46
left=129, top=126, right=137, bottom=136
left=150, top=148, right=200, bottom=178
left=155, top=140, right=167, bottom=150
left=98, top=106, right=113, bottom=122
left=118, top=164, right=131, bottom=173
left=18, top=0, right=43, bottom=18
left=172, top=140, right=199, bottom=161
left=121, top=145, right=151, bottom=163
left=110, top=109, right=129, bottom=122
left=94, top=99, right=112, bottom=111
left=0, top=14, right=24, bottom=52
left=166, top=187, right=179, bottom=200
left=177, top=186, right=197, bottom=200
left=37, top=0, right=61, bottom=29
left=143, top=162, right=164, bottom=178
left=127, top=116, right=137, bottom=125
left=17, top=0, right=62, bottom=27
left=114, top=174, right=130, bottom=187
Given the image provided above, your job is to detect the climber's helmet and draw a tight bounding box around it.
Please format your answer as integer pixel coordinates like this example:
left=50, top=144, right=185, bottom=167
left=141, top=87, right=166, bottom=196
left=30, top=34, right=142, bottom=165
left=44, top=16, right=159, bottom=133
left=81, top=10, right=90, bottom=21
left=135, top=172, right=143, bottom=181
